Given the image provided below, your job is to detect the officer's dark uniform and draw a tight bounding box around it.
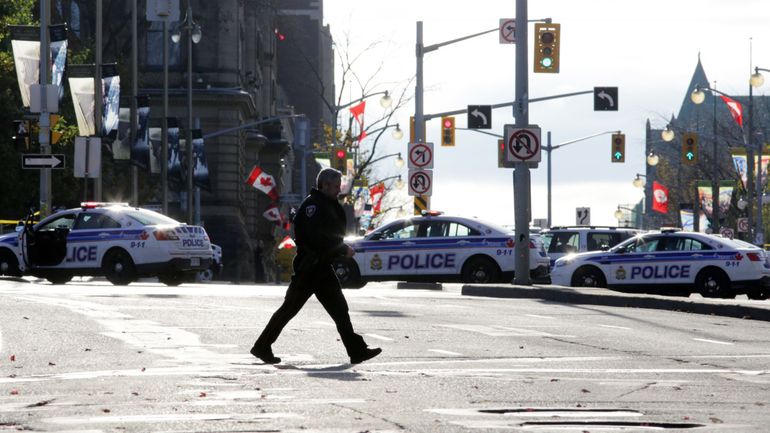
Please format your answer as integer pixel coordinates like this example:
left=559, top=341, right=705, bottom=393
left=253, top=188, right=369, bottom=359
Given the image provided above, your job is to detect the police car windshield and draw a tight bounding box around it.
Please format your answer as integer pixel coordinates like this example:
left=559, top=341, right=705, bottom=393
left=124, top=209, right=180, bottom=226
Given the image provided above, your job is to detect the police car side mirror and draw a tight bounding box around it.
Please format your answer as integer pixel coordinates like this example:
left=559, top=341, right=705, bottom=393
left=600, top=245, right=610, bottom=251
left=369, top=233, right=382, bottom=241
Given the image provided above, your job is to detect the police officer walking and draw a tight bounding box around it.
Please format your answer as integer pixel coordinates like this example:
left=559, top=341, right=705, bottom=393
left=250, top=168, right=382, bottom=364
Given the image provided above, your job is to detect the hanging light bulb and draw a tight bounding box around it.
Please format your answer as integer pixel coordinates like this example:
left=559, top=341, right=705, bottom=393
left=379, top=91, right=392, bottom=108
left=391, top=124, right=404, bottom=140
left=661, top=126, right=675, bottom=142
left=646, top=152, right=659, bottom=166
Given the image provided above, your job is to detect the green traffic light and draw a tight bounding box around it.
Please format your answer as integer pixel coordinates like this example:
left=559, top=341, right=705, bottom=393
left=614, top=151, right=623, bottom=160
left=541, top=57, right=553, bottom=68
left=686, top=152, right=694, bottom=160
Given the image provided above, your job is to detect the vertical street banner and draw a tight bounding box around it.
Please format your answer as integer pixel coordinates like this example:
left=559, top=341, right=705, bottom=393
left=110, top=108, right=131, bottom=160
left=132, top=96, right=151, bottom=169
left=679, top=207, right=694, bottom=232
left=167, top=118, right=182, bottom=184
left=101, top=63, right=120, bottom=138
left=49, top=24, right=68, bottom=102
left=67, top=64, right=96, bottom=136
left=10, top=26, right=40, bottom=109
left=697, top=181, right=713, bottom=220
left=192, top=129, right=210, bottom=190
left=698, top=211, right=710, bottom=233
left=651, top=181, right=669, bottom=214
left=718, top=180, right=736, bottom=215
left=731, top=148, right=748, bottom=190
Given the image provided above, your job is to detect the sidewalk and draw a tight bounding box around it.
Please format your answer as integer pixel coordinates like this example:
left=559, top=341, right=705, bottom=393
left=462, top=284, right=770, bottom=322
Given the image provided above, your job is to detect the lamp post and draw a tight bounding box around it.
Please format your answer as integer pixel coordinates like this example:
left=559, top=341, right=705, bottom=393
left=331, top=91, right=392, bottom=147
left=750, top=66, right=769, bottom=244
left=632, top=173, right=647, bottom=189
left=614, top=206, right=636, bottom=227
left=171, top=2, right=202, bottom=224
left=545, top=130, right=621, bottom=227
left=691, top=83, right=727, bottom=233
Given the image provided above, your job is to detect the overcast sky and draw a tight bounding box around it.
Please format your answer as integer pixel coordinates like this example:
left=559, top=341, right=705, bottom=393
left=323, top=0, right=770, bottom=227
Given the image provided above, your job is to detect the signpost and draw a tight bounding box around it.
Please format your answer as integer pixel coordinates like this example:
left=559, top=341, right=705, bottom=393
left=22, top=154, right=65, bottom=169
left=467, top=105, right=492, bottom=129
left=594, top=87, right=619, bottom=111
left=408, top=142, right=434, bottom=169
left=408, top=170, right=433, bottom=197
left=499, top=18, right=516, bottom=44
left=576, top=207, right=591, bottom=225
left=504, top=125, right=542, bottom=162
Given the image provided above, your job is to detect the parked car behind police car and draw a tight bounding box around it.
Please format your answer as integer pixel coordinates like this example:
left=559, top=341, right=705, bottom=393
left=0, top=202, right=211, bottom=286
left=550, top=229, right=770, bottom=300
left=333, top=212, right=550, bottom=288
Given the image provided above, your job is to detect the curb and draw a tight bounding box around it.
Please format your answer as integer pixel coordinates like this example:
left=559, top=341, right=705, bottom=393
left=461, top=284, right=770, bottom=322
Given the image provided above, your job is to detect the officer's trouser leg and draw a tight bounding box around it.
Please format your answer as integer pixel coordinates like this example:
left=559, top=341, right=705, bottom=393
left=314, top=268, right=367, bottom=357
left=255, top=279, right=312, bottom=348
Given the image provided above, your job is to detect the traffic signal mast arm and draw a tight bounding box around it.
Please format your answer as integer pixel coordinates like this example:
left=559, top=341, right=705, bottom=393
left=422, top=89, right=594, bottom=121
left=420, top=17, right=551, bottom=54
left=202, top=114, right=305, bottom=140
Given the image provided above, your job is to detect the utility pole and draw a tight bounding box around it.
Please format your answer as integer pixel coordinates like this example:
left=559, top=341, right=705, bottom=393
left=94, top=0, right=103, bottom=201
left=38, top=0, right=51, bottom=216
left=513, top=0, right=531, bottom=285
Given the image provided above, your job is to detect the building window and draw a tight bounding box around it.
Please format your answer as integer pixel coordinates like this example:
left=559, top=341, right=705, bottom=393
left=145, top=21, right=181, bottom=68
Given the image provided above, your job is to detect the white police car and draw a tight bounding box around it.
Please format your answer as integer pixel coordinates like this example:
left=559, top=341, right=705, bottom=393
left=550, top=229, right=770, bottom=300
left=0, top=202, right=211, bottom=286
left=333, top=212, right=550, bottom=288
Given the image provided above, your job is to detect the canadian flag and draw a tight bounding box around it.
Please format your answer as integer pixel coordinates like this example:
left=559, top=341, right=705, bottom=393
left=277, top=235, right=296, bottom=249
left=369, top=183, right=385, bottom=215
left=719, top=95, right=743, bottom=128
left=263, top=204, right=282, bottom=223
left=652, top=181, right=669, bottom=214
left=246, top=166, right=278, bottom=201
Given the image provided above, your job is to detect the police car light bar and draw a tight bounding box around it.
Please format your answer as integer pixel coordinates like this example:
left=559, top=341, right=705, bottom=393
left=81, top=202, right=130, bottom=209
left=421, top=210, right=444, bottom=217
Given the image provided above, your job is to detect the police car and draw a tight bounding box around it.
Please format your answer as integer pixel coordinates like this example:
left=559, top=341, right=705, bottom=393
left=550, top=229, right=770, bottom=300
left=0, top=202, right=211, bottom=286
left=333, top=212, right=550, bottom=288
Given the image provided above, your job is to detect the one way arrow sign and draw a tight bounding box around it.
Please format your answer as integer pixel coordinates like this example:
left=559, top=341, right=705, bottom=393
left=22, top=154, right=65, bottom=169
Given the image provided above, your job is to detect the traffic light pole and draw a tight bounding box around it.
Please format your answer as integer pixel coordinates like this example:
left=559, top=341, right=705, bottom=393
left=513, top=0, right=531, bottom=285
left=38, top=0, right=51, bottom=217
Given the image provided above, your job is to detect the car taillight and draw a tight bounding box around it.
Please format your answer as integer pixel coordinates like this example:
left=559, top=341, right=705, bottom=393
left=153, top=229, right=179, bottom=241
left=747, top=252, right=762, bottom=262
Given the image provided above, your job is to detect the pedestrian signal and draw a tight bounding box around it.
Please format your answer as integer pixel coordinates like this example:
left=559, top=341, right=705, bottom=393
left=681, top=132, right=698, bottom=165
left=498, top=139, right=514, bottom=168
left=441, top=116, right=455, bottom=147
left=611, top=133, right=625, bottom=163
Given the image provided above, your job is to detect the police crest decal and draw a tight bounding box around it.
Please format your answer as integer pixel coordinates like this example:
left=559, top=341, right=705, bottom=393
left=370, top=254, right=383, bottom=271
left=615, top=266, right=626, bottom=280
left=306, top=205, right=317, bottom=217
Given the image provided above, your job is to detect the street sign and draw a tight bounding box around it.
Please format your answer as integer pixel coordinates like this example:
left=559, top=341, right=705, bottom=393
left=467, top=105, right=492, bottom=129
left=499, top=18, right=516, bottom=44
left=408, top=169, right=433, bottom=197
left=719, top=227, right=735, bottom=240
left=408, top=142, right=434, bottom=169
left=413, top=195, right=430, bottom=215
left=594, top=87, right=619, bottom=111
left=504, top=125, right=541, bottom=162
left=74, top=136, right=101, bottom=178
left=22, top=154, right=65, bottom=169
left=576, top=207, right=591, bottom=225
left=737, top=217, right=749, bottom=233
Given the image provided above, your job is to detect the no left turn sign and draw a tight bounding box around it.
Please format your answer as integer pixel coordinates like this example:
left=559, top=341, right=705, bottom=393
left=499, top=18, right=516, bottom=44
left=408, top=142, right=433, bottom=169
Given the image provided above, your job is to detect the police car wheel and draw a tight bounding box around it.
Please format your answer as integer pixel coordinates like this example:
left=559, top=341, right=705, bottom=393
left=102, top=249, right=136, bottom=286
left=197, top=267, right=214, bottom=282
left=0, top=250, right=22, bottom=277
left=572, top=266, right=606, bottom=288
left=696, top=268, right=733, bottom=299
left=461, top=257, right=500, bottom=284
left=46, top=273, right=72, bottom=285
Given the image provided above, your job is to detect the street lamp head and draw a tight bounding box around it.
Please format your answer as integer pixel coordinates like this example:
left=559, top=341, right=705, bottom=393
left=171, top=28, right=182, bottom=43
left=751, top=71, right=765, bottom=88
left=661, top=125, right=675, bottom=142
left=391, top=124, right=404, bottom=140
left=192, top=24, right=202, bottom=44
left=395, top=175, right=405, bottom=190
left=394, top=153, right=405, bottom=168
left=614, top=208, right=624, bottom=220
left=646, top=152, right=659, bottom=166
left=690, top=88, right=706, bottom=105
left=632, top=174, right=645, bottom=188
left=379, top=91, right=392, bottom=109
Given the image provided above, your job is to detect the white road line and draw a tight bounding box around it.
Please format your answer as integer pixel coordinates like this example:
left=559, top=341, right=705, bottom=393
left=598, top=324, right=632, bottom=330
left=365, top=333, right=394, bottom=341
left=693, top=338, right=734, bottom=345
left=428, top=349, right=462, bottom=356
left=525, top=314, right=554, bottom=320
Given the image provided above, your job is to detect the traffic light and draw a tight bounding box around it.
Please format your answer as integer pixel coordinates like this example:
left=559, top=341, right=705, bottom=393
left=611, top=133, right=625, bottom=163
left=12, top=120, right=30, bottom=150
left=331, top=146, right=347, bottom=174
left=681, top=132, right=698, bottom=165
left=534, top=23, right=561, bottom=73
left=441, top=116, right=455, bottom=147
left=498, top=139, right=514, bottom=168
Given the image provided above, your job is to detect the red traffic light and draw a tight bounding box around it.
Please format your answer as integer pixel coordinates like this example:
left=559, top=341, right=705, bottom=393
left=335, top=149, right=346, bottom=159
left=443, top=119, right=453, bottom=128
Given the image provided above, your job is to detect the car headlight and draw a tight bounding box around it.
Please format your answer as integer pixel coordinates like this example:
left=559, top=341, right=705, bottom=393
left=554, top=254, right=577, bottom=267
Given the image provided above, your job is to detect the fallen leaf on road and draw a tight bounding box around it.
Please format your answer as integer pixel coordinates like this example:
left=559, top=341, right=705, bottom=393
left=141, top=368, right=146, bottom=372
left=10, top=355, right=15, bottom=362
left=199, top=392, right=207, bottom=397
left=581, top=389, right=591, bottom=393
left=48, top=362, right=56, bottom=366
left=26, top=399, right=54, bottom=408
left=550, top=378, right=559, bottom=382
left=102, top=409, right=111, bottom=413
left=709, top=417, right=723, bottom=424
left=10, top=389, right=19, bottom=395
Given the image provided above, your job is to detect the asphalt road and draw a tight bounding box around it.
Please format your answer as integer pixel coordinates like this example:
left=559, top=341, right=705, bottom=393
left=1, top=277, right=770, bottom=432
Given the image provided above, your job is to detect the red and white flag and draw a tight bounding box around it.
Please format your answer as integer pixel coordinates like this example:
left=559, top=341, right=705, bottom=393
left=719, top=95, right=744, bottom=128
left=369, top=183, right=385, bottom=215
left=350, top=101, right=366, bottom=145
left=246, top=166, right=278, bottom=201
left=652, top=181, right=669, bottom=214
left=262, top=204, right=282, bottom=223
left=277, top=235, right=296, bottom=249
